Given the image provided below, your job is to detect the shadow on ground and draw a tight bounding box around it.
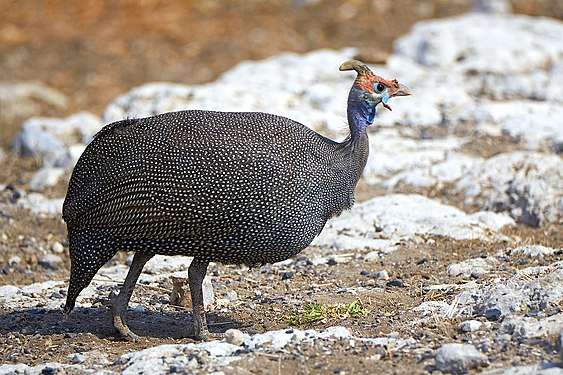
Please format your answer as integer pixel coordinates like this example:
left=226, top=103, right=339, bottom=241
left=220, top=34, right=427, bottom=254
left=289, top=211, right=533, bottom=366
left=0, top=307, right=240, bottom=340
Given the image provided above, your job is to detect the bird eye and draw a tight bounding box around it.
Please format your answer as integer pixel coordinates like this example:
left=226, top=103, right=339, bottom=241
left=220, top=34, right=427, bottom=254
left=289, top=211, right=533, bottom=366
left=375, top=83, right=385, bottom=93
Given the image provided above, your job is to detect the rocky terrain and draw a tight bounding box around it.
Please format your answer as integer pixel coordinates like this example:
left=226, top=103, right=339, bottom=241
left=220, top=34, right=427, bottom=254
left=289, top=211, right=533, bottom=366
left=1, top=2, right=562, bottom=374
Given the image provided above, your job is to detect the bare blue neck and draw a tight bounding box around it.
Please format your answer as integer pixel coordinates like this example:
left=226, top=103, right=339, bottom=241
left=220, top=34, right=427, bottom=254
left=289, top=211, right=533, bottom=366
left=346, top=86, right=376, bottom=141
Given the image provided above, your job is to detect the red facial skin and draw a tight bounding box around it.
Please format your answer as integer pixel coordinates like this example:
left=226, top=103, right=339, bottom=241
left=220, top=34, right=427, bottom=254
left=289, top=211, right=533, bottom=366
left=354, top=74, right=402, bottom=110
left=354, top=73, right=395, bottom=93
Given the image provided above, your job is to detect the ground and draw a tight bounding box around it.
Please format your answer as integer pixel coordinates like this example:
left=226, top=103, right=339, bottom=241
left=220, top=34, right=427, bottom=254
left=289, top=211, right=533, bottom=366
left=0, top=0, right=562, bottom=374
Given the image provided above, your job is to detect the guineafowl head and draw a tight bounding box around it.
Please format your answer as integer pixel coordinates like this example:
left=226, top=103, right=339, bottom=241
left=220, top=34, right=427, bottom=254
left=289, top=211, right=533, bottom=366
left=340, top=60, right=411, bottom=137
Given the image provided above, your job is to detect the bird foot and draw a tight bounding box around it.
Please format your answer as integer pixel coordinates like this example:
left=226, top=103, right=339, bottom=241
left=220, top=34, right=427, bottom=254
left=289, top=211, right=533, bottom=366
left=112, top=315, right=140, bottom=342
left=187, top=327, right=223, bottom=341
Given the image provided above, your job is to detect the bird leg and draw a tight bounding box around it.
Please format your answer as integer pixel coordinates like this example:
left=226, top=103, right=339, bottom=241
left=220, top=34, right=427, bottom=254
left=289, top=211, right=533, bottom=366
left=111, top=251, right=153, bottom=341
left=188, top=258, right=210, bottom=340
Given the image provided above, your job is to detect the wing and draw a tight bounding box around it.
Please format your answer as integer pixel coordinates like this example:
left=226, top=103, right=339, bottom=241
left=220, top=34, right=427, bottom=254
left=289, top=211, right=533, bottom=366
left=63, top=111, right=339, bottom=241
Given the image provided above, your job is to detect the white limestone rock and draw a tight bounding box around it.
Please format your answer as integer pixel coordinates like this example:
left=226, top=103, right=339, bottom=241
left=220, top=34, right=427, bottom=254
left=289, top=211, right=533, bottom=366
left=457, top=261, right=563, bottom=319
left=457, top=101, right=563, bottom=151
left=412, top=261, right=563, bottom=324
left=114, top=326, right=415, bottom=374
left=383, top=152, right=483, bottom=190
left=12, top=111, right=102, bottom=166
left=484, top=362, right=563, bottom=375
left=0, top=280, right=66, bottom=310
left=363, top=129, right=465, bottom=185
left=511, top=245, right=558, bottom=258
left=447, top=257, right=498, bottom=278
left=435, top=343, right=489, bottom=373
left=52, top=143, right=87, bottom=169
left=479, top=62, right=563, bottom=103
left=0, top=363, right=87, bottom=375
left=458, top=320, right=483, bottom=332
left=500, top=313, right=563, bottom=338
left=314, top=194, right=514, bottom=249
left=395, top=14, right=563, bottom=75
left=28, top=167, right=66, bottom=191
left=224, top=329, right=248, bottom=346
left=456, top=152, right=563, bottom=226
left=18, top=192, right=64, bottom=216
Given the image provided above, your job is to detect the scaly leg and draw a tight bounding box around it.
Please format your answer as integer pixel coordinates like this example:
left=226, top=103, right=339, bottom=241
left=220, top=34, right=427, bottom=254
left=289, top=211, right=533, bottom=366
left=188, top=258, right=210, bottom=340
left=111, top=251, right=153, bottom=341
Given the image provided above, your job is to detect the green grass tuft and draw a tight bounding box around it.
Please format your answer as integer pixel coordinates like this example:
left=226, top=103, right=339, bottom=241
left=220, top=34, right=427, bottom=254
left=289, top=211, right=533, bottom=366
left=282, top=300, right=368, bottom=326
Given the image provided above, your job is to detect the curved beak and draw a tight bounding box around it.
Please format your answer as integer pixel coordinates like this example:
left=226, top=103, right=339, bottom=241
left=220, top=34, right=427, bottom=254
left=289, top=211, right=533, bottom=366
left=390, top=83, right=411, bottom=97
left=381, top=82, right=411, bottom=111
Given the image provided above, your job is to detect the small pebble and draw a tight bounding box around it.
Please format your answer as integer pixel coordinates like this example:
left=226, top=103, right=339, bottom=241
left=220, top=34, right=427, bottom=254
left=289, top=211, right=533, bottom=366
left=435, top=343, right=488, bottom=373
left=52, top=241, right=64, bottom=253
left=484, top=308, right=502, bottom=321
left=133, top=304, right=144, bottom=312
left=470, top=270, right=484, bottom=279
left=363, top=251, right=379, bottom=262
left=281, top=271, right=294, bottom=280
left=225, top=290, right=238, bottom=301
left=41, top=367, right=56, bottom=375
left=70, top=353, right=86, bottom=364
left=225, top=328, right=246, bottom=346
left=386, top=279, right=404, bottom=287
left=495, top=334, right=511, bottom=342
left=43, top=254, right=62, bottom=263
left=458, top=320, right=482, bottom=332
left=377, top=270, right=390, bottom=280
left=8, top=256, right=21, bottom=266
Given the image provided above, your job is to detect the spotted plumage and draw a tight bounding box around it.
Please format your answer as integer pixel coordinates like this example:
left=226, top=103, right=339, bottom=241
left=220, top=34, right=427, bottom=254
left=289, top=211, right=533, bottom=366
left=63, top=60, right=410, bottom=340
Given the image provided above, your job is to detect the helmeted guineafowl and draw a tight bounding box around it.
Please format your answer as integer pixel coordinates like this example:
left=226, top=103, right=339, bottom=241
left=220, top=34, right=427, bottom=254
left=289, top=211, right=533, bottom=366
left=62, top=60, right=411, bottom=340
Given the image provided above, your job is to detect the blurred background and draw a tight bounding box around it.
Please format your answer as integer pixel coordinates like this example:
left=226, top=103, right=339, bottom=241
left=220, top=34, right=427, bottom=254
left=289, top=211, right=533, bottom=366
left=1, top=0, right=562, bottom=149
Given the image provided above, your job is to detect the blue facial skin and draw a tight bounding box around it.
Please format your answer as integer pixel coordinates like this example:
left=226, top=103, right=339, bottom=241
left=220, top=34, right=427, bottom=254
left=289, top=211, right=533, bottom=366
left=347, top=85, right=392, bottom=139
left=366, top=99, right=376, bottom=124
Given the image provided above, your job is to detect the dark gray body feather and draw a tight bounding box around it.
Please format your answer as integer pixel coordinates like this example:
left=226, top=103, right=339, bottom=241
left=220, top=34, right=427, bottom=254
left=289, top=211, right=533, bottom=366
left=63, top=110, right=368, bottom=266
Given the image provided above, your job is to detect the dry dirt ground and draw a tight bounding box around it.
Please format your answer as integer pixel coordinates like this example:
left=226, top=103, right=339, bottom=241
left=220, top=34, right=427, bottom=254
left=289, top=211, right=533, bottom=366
left=0, top=205, right=561, bottom=373
left=1, top=0, right=562, bottom=374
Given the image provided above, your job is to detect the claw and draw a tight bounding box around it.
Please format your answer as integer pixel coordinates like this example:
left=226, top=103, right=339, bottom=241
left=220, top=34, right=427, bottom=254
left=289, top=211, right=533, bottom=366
left=112, top=314, right=140, bottom=342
